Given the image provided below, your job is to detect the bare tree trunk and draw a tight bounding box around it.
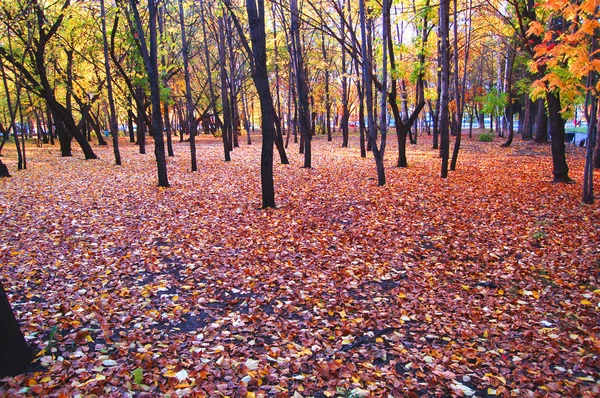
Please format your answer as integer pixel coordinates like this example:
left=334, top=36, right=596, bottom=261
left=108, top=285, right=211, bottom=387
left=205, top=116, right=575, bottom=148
left=534, top=98, right=548, bottom=143
left=439, top=0, right=450, bottom=178
left=290, top=0, right=311, bottom=168
left=0, top=281, right=33, bottom=378
left=450, top=0, right=472, bottom=169
left=583, top=95, right=597, bottom=203
left=218, top=14, right=232, bottom=162
left=359, top=0, right=385, bottom=185
left=129, top=0, right=169, bottom=187
left=179, top=0, right=198, bottom=170
left=101, top=0, right=122, bottom=165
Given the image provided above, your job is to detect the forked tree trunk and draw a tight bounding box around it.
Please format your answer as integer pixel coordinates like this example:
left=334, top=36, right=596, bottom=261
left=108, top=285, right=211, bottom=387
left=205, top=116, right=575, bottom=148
left=359, top=0, right=385, bottom=185
left=129, top=0, right=169, bottom=187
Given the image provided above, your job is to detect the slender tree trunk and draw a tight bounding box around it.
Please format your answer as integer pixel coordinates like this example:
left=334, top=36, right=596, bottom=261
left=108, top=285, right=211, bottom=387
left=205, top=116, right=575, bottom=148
left=159, top=6, right=174, bottom=157
left=127, top=106, right=135, bottom=143
left=583, top=95, right=597, bottom=203
left=321, top=32, right=332, bottom=142
left=218, top=15, right=232, bottom=162
left=224, top=0, right=276, bottom=207
left=340, top=0, right=350, bottom=148
left=0, top=58, right=24, bottom=168
left=290, top=0, right=311, bottom=168
left=179, top=0, right=198, bottom=170
left=101, top=0, right=122, bottom=165
left=501, top=45, right=516, bottom=148
left=359, top=0, right=385, bottom=185
left=135, top=86, right=146, bottom=154
left=450, top=0, right=472, bottom=169
left=130, top=0, right=169, bottom=187
left=227, top=18, right=240, bottom=149
left=439, top=0, right=450, bottom=178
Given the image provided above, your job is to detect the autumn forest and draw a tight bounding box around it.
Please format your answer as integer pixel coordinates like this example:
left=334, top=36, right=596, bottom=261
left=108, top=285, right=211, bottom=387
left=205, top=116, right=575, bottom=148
left=0, top=0, right=599, bottom=396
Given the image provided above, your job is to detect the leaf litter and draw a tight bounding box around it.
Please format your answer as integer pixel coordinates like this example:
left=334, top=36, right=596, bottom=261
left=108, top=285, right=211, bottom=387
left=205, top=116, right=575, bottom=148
left=0, top=135, right=598, bottom=397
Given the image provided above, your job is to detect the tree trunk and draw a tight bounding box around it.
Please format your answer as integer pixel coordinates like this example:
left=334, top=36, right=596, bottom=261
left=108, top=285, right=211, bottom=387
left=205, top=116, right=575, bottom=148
left=359, top=0, right=385, bottom=185
left=583, top=95, right=597, bottom=203
left=534, top=98, right=548, bottom=143
left=130, top=0, right=169, bottom=187
left=439, top=0, right=450, bottom=178
left=546, top=91, right=570, bottom=182
left=218, top=15, right=232, bottom=162
left=522, top=94, right=534, bottom=140
left=340, top=0, right=350, bottom=148
left=290, top=0, right=311, bottom=168
left=0, top=158, right=10, bottom=177
left=223, top=0, right=277, bottom=207
left=0, top=281, right=33, bottom=378
left=179, top=0, right=198, bottom=169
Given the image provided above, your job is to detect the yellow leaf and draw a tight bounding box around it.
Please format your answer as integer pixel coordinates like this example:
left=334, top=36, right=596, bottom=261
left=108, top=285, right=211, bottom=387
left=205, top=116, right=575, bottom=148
left=581, top=300, right=592, bottom=305
left=164, top=370, right=177, bottom=378
left=40, top=376, right=51, bottom=383
left=246, top=393, right=256, bottom=398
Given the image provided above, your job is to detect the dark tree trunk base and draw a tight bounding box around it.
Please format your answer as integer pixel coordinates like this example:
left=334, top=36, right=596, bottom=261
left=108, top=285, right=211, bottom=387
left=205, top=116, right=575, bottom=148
left=551, top=175, right=575, bottom=184
left=0, top=161, right=10, bottom=177
left=0, top=282, right=33, bottom=378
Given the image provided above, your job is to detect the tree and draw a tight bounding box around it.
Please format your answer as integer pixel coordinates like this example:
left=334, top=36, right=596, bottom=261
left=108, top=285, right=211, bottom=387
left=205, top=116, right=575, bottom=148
left=218, top=13, right=232, bottom=162
left=290, top=0, right=312, bottom=168
left=0, top=0, right=98, bottom=160
left=224, top=0, right=278, bottom=208
left=359, top=0, right=385, bottom=185
left=101, top=0, right=122, bottom=166
left=439, top=0, right=451, bottom=178
left=0, top=281, right=33, bottom=378
left=127, top=0, right=169, bottom=187
left=179, top=0, right=198, bottom=170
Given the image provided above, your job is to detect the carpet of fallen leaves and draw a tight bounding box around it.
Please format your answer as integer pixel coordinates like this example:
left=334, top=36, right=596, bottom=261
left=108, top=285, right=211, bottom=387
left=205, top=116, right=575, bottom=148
left=0, top=133, right=599, bottom=398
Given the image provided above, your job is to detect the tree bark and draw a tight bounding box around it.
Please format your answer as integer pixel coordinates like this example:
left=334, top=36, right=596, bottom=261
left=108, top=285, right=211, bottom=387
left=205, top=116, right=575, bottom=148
left=218, top=15, right=232, bottom=162
left=439, top=0, right=450, bottom=178
left=0, top=281, right=33, bottom=378
left=179, top=0, right=198, bottom=169
left=359, top=0, right=385, bottom=185
left=546, top=91, right=571, bottom=182
left=101, top=0, right=122, bottom=165
left=129, top=0, right=169, bottom=187
left=534, top=98, right=548, bottom=143
left=290, top=0, right=311, bottom=168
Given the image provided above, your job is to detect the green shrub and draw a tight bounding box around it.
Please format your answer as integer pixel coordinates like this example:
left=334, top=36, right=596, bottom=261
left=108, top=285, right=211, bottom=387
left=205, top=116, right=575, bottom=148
left=478, top=132, right=494, bottom=142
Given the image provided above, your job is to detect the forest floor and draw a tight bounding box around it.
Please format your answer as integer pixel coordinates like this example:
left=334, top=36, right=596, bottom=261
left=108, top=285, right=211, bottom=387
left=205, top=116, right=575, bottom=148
left=0, top=132, right=599, bottom=397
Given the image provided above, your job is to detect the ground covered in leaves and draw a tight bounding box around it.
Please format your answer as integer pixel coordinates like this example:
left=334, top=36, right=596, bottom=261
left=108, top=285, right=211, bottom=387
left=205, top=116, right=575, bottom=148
left=0, top=133, right=599, bottom=397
